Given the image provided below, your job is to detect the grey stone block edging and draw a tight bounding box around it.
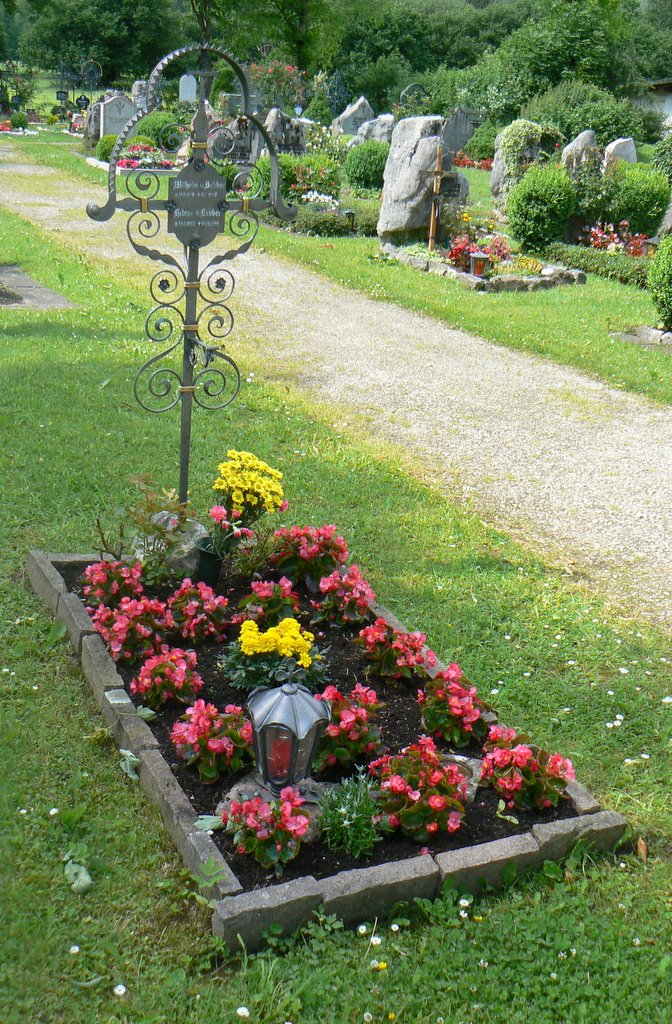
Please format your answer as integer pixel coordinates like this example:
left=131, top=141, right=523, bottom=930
left=27, top=551, right=628, bottom=950
left=381, top=243, right=586, bottom=292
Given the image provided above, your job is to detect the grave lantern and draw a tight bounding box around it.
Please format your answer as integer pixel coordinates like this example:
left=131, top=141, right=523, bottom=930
left=470, top=249, right=490, bottom=277
left=246, top=682, right=331, bottom=795
left=644, top=235, right=660, bottom=257
left=344, top=209, right=355, bottom=231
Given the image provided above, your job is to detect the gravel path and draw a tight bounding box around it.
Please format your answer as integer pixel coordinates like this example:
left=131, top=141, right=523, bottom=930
left=3, top=145, right=672, bottom=628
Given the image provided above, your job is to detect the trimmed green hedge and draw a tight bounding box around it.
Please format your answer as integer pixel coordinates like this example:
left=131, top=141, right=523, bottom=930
left=96, top=134, right=117, bottom=162
left=648, top=235, right=672, bottom=327
left=544, top=242, right=651, bottom=289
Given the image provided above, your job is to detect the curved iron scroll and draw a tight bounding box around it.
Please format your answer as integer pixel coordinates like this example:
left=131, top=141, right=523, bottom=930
left=85, top=43, right=292, bottom=503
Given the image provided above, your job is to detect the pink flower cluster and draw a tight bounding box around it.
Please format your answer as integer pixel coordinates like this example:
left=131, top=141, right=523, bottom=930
left=370, top=736, right=466, bottom=841
left=130, top=646, right=204, bottom=706
left=271, top=525, right=349, bottom=582
left=418, top=662, right=488, bottom=747
left=480, top=724, right=575, bottom=810
left=209, top=505, right=255, bottom=556
left=222, top=786, right=310, bottom=873
left=357, top=617, right=437, bottom=681
left=91, top=596, right=170, bottom=663
left=312, top=565, right=376, bottom=626
left=167, top=578, right=229, bottom=641
left=314, top=682, right=383, bottom=770
left=237, top=576, right=299, bottom=626
left=171, top=698, right=253, bottom=781
left=581, top=221, right=648, bottom=258
left=82, top=560, right=144, bottom=610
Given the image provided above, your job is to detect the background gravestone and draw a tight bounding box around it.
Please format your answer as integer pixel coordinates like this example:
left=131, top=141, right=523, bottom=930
left=99, top=94, right=137, bottom=138
left=179, top=74, right=198, bottom=103
left=377, top=116, right=469, bottom=245
left=131, top=80, right=148, bottom=111
left=332, top=96, right=374, bottom=136
left=443, top=108, right=477, bottom=155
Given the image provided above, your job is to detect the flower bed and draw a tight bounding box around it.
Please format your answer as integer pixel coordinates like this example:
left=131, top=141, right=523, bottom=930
left=26, top=451, right=625, bottom=948
left=28, top=545, right=627, bottom=950
left=383, top=242, right=586, bottom=293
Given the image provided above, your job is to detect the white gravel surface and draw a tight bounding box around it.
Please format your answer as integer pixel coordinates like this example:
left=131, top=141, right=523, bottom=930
left=3, top=146, right=672, bottom=627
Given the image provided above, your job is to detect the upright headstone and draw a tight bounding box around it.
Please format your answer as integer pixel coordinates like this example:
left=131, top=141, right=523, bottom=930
left=132, top=80, right=148, bottom=111
left=377, top=116, right=469, bottom=245
left=332, top=96, right=374, bottom=136
left=443, top=109, right=476, bottom=155
left=99, top=93, right=137, bottom=139
left=179, top=74, right=198, bottom=104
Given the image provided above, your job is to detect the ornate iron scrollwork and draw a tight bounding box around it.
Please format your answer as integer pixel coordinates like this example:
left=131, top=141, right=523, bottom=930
left=86, top=42, right=297, bottom=501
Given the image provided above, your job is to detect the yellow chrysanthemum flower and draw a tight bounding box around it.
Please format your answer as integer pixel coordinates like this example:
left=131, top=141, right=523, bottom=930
left=238, top=618, right=313, bottom=667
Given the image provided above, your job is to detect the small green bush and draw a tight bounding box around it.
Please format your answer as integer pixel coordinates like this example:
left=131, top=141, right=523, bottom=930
left=127, top=134, right=154, bottom=147
left=46, top=114, right=59, bottom=125
left=573, top=162, right=620, bottom=228
left=10, top=111, right=28, bottom=130
left=508, top=164, right=576, bottom=250
left=136, top=111, right=177, bottom=145
left=304, top=89, right=332, bottom=127
left=545, top=242, right=651, bottom=289
left=464, top=120, right=498, bottom=161
left=262, top=206, right=352, bottom=237
left=610, top=164, right=669, bottom=237
left=648, top=235, right=672, bottom=327
left=96, top=134, right=118, bottom=162
left=353, top=207, right=379, bottom=236
left=343, top=140, right=390, bottom=190
left=640, top=106, right=666, bottom=145
left=652, top=134, right=672, bottom=184
left=579, top=98, right=645, bottom=149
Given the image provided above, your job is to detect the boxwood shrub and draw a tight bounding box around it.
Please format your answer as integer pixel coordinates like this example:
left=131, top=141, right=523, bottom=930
left=96, top=134, right=118, bottom=162
left=508, top=165, right=576, bottom=250
left=544, top=243, right=651, bottom=289
left=648, top=235, right=672, bottom=327
left=261, top=206, right=352, bottom=236
left=136, top=111, right=177, bottom=146
left=610, top=164, right=669, bottom=237
left=343, top=141, right=390, bottom=189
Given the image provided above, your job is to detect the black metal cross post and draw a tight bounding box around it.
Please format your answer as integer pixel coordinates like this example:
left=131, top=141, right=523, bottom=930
left=87, top=43, right=296, bottom=504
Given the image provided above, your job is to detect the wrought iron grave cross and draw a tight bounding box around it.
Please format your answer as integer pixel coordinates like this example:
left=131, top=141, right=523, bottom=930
left=87, top=43, right=296, bottom=503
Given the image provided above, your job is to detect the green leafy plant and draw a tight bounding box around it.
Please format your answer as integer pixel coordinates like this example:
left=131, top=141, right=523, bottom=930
left=343, top=141, right=389, bottom=190
left=319, top=773, right=381, bottom=858
left=95, top=134, right=117, bottom=162
left=10, top=111, right=28, bottom=130
left=508, top=164, right=576, bottom=250
left=648, top=234, right=672, bottom=328
left=136, top=111, right=177, bottom=146
left=464, top=120, right=498, bottom=162
left=652, top=133, right=672, bottom=184
left=610, top=164, right=669, bottom=237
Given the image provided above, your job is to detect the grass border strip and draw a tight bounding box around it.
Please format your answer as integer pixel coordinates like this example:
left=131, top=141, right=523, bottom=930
left=28, top=551, right=628, bottom=950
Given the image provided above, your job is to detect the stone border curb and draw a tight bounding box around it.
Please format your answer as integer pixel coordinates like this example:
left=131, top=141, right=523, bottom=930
left=28, top=552, right=628, bottom=950
left=381, top=243, right=586, bottom=292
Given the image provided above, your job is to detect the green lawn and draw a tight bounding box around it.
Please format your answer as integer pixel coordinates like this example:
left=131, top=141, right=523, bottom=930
left=1, top=174, right=672, bottom=1022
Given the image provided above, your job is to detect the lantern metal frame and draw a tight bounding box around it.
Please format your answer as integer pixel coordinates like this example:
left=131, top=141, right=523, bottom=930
left=470, top=249, right=490, bottom=277
left=245, top=682, right=331, bottom=796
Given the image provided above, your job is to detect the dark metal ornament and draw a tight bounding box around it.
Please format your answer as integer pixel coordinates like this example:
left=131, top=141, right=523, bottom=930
left=86, top=43, right=296, bottom=504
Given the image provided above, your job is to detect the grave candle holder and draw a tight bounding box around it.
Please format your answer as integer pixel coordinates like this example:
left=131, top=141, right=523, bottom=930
left=87, top=43, right=296, bottom=503
left=470, top=250, right=490, bottom=277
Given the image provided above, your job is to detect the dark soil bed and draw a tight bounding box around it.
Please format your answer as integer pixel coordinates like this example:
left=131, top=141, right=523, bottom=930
left=61, top=559, right=577, bottom=891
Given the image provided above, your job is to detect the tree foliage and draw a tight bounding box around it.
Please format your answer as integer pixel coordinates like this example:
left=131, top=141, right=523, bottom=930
left=18, top=0, right=183, bottom=80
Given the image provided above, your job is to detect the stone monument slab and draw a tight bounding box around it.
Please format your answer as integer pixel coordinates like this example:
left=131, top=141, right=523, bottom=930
left=99, top=94, right=137, bottom=139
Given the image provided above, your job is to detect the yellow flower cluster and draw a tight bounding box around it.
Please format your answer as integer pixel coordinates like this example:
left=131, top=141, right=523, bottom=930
left=238, top=618, right=314, bottom=668
left=212, top=450, right=284, bottom=515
